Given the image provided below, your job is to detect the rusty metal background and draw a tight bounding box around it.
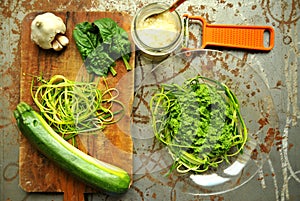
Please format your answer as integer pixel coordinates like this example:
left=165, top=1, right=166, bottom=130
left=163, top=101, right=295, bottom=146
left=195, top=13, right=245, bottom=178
left=1, top=0, right=299, bottom=200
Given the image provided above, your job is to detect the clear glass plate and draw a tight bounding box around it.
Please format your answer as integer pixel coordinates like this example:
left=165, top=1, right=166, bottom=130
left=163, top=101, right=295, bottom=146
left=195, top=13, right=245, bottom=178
left=131, top=49, right=279, bottom=195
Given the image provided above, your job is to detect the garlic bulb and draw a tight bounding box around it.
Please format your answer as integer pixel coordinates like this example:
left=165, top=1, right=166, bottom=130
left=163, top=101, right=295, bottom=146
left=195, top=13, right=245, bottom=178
left=31, top=12, right=69, bottom=51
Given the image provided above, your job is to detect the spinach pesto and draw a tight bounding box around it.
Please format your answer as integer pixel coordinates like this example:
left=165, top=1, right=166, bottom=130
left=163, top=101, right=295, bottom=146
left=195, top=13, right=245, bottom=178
left=150, top=75, right=248, bottom=174
left=73, top=18, right=131, bottom=77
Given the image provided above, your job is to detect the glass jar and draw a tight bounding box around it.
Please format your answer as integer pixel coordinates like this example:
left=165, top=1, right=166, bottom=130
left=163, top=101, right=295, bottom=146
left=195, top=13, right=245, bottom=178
left=131, top=2, right=183, bottom=60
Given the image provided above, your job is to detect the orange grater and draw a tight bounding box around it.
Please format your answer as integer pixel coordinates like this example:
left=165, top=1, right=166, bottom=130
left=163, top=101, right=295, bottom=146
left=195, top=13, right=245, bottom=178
left=183, top=14, right=275, bottom=51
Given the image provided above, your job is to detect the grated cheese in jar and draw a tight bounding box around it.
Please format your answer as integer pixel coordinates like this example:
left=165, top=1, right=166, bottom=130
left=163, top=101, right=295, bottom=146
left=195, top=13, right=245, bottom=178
left=136, top=12, right=180, bottom=48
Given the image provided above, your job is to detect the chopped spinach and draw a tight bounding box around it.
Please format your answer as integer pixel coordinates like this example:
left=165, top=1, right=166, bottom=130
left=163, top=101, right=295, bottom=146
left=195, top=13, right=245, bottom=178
left=150, top=76, right=247, bottom=174
left=73, top=18, right=131, bottom=77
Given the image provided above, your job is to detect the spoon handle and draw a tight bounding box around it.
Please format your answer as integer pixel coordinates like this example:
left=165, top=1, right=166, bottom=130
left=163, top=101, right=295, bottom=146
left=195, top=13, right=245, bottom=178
left=169, top=0, right=187, bottom=12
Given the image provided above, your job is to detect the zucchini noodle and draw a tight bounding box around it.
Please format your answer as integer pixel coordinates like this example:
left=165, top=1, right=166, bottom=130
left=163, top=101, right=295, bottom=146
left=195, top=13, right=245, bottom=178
left=150, top=75, right=247, bottom=174
left=30, top=75, right=125, bottom=144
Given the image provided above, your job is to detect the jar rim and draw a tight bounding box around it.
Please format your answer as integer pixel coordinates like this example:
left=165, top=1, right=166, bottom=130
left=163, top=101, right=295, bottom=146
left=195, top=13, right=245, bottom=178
left=131, top=2, right=183, bottom=57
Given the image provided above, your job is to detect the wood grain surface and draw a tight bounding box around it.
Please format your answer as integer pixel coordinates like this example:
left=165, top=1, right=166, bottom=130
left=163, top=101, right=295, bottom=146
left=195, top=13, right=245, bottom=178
left=19, top=11, right=135, bottom=200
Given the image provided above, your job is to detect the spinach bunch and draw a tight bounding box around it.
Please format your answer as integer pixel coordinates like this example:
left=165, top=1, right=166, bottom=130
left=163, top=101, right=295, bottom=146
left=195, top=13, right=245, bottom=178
left=73, top=18, right=131, bottom=77
left=150, top=76, right=247, bottom=174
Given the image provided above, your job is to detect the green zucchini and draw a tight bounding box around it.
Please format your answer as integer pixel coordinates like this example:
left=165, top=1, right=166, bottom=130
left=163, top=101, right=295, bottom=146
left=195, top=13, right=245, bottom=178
left=14, top=102, right=131, bottom=194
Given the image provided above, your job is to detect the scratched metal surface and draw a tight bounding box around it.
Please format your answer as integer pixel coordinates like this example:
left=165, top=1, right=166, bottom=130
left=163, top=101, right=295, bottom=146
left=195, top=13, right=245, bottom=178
left=0, top=0, right=299, bottom=201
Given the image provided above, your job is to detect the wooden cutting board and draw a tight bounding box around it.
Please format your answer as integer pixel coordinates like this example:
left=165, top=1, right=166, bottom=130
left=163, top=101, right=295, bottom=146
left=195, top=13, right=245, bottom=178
left=19, top=12, right=134, bottom=200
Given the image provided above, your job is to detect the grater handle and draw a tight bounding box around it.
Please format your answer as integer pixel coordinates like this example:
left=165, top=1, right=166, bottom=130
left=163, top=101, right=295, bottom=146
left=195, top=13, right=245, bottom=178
left=183, top=14, right=275, bottom=51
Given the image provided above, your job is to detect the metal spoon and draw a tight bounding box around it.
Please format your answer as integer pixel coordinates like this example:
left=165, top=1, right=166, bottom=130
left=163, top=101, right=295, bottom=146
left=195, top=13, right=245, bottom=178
left=144, top=0, right=187, bottom=21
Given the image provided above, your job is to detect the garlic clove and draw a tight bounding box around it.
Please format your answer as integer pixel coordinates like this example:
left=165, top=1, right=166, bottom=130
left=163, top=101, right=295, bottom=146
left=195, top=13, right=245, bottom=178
left=52, top=40, right=63, bottom=51
left=56, top=35, right=69, bottom=46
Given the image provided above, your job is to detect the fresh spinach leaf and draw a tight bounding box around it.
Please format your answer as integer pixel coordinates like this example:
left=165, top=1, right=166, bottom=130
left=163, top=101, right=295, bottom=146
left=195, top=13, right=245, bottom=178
left=94, top=18, right=117, bottom=42
left=85, top=44, right=116, bottom=77
left=94, top=18, right=131, bottom=70
left=73, top=22, right=101, bottom=60
left=73, top=18, right=132, bottom=77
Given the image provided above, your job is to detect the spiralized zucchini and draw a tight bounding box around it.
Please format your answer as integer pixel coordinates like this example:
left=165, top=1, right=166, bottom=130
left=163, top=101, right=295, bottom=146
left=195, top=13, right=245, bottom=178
left=30, top=75, right=124, bottom=144
left=150, top=75, right=247, bottom=174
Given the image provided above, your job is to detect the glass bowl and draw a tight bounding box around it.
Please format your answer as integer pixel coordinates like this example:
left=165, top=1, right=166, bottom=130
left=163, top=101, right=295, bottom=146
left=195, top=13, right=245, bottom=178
left=131, top=49, right=279, bottom=195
